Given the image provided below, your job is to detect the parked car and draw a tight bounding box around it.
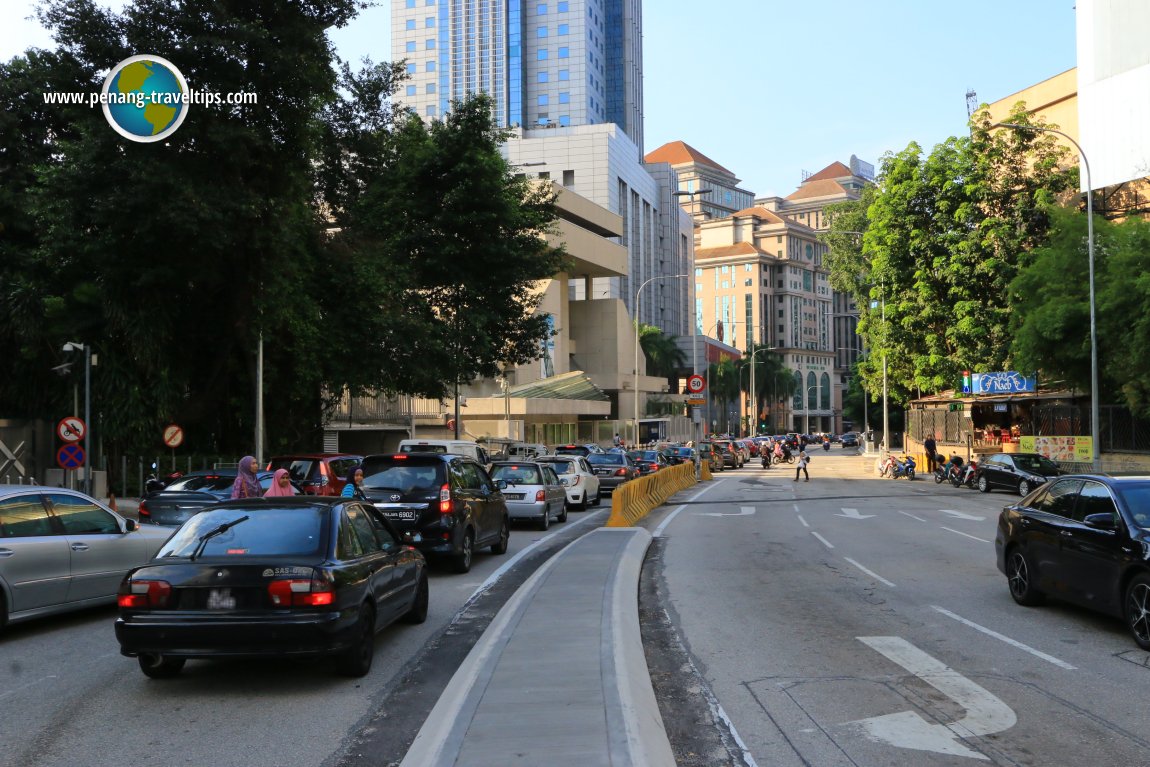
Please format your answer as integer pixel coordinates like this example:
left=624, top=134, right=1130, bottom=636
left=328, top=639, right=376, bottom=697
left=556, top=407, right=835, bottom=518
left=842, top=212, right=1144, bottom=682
left=554, top=444, right=594, bottom=458
left=266, top=454, right=362, bottom=496
left=488, top=461, right=567, bottom=530
left=995, top=475, right=1150, bottom=650
left=627, top=450, right=670, bottom=476
left=977, top=452, right=1065, bottom=495
left=138, top=470, right=300, bottom=527
left=712, top=440, right=740, bottom=469
left=536, top=456, right=601, bottom=509
left=396, top=439, right=491, bottom=466
left=697, top=442, right=722, bottom=472
left=587, top=452, right=639, bottom=493
left=115, top=498, right=427, bottom=678
left=0, top=486, right=173, bottom=629
left=357, top=453, right=508, bottom=573
left=663, top=446, right=697, bottom=467
left=840, top=433, right=860, bottom=448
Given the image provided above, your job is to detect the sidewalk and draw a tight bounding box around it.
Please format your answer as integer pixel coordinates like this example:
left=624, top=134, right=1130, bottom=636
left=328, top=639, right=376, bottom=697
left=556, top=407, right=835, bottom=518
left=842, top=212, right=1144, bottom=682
left=400, top=527, right=674, bottom=767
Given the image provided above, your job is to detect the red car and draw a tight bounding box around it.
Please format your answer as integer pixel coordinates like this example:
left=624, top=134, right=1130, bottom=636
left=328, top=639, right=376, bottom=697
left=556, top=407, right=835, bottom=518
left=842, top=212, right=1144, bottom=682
left=266, top=453, right=363, bottom=496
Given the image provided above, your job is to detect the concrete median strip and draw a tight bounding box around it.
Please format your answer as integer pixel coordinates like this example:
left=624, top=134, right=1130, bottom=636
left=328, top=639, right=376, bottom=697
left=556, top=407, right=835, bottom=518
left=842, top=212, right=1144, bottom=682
left=400, top=527, right=675, bottom=767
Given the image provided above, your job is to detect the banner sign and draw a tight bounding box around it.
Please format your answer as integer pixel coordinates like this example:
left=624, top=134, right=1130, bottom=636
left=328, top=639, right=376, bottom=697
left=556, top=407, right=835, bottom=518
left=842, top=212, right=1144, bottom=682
left=1019, top=436, right=1093, bottom=462
left=972, top=372, right=1036, bottom=394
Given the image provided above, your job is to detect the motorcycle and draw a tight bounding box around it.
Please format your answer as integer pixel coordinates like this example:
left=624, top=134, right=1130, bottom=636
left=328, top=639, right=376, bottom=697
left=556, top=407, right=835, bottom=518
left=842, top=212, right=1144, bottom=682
left=935, top=455, right=965, bottom=485
left=952, top=459, right=979, bottom=489
left=886, top=455, right=916, bottom=480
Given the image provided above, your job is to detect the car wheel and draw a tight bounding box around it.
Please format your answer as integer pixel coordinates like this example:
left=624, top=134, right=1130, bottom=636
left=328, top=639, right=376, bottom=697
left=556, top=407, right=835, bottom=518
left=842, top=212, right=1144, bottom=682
left=1006, top=548, right=1044, bottom=606
left=490, top=517, right=509, bottom=555
left=1018, top=478, right=1032, bottom=497
left=451, top=530, right=475, bottom=573
left=590, top=489, right=601, bottom=507
left=138, top=653, right=186, bottom=679
left=538, top=506, right=550, bottom=531
left=336, top=603, right=376, bottom=677
left=557, top=503, right=568, bottom=523
left=1124, top=574, right=1150, bottom=651
left=402, top=573, right=429, bottom=625
left=978, top=475, right=990, bottom=493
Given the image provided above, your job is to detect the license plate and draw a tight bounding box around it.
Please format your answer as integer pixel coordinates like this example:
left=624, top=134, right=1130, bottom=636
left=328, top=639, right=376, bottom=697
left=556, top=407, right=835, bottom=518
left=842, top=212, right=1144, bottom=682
left=384, top=509, right=417, bottom=521
left=504, top=493, right=525, bottom=500
left=206, top=588, right=235, bottom=610
left=595, top=470, right=610, bottom=476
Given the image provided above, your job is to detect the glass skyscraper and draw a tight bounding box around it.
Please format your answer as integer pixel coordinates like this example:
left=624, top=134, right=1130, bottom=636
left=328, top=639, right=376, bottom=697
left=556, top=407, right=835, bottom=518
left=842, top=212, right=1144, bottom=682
left=392, top=0, right=643, bottom=149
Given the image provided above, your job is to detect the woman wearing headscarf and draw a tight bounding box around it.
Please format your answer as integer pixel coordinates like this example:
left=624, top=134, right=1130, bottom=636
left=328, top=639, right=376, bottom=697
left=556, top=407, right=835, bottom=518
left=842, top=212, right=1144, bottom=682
left=230, top=455, right=262, bottom=499
left=263, top=468, right=294, bottom=497
left=341, top=463, right=366, bottom=500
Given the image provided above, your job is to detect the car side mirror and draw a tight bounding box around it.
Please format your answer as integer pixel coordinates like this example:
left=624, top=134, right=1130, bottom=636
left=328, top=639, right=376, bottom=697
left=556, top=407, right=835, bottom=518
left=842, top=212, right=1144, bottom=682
left=495, top=478, right=508, bottom=489
left=1084, top=513, right=1117, bottom=530
left=559, top=477, right=569, bottom=486
left=124, top=518, right=139, bottom=532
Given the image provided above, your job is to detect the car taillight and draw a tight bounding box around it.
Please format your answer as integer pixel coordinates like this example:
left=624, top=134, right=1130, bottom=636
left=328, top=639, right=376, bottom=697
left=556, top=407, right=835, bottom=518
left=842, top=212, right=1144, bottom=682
left=439, top=483, right=452, bottom=513
left=535, top=489, right=546, bottom=502
left=615, top=468, right=627, bottom=476
left=267, top=572, right=334, bottom=607
left=137, top=500, right=151, bottom=519
left=568, top=475, right=581, bottom=486
left=118, top=578, right=171, bottom=608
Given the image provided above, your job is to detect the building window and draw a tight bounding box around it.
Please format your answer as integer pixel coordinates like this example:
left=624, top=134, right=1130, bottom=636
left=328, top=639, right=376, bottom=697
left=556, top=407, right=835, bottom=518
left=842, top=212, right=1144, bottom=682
left=558, top=114, right=570, bottom=126
left=406, top=0, right=415, bottom=7
left=537, top=3, right=547, bottom=13
left=538, top=94, right=549, bottom=105
left=426, top=83, right=436, bottom=94
left=745, top=279, right=752, bottom=286
left=406, top=85, right=417, bottom=96
left=558, top=69, right=569, bottom=80
left=558, top=0, right=568, bottom=10
left=406, top=19, right=416, bottom=29
left=538, top=26, right=548, bottom=37
left=426, top=105, right=436, bottom=116
left=559, top=46, right=569, bottom=57
left=539, top=71, right=549, bottom=82
left=538, top=48, right=548, bottom=60
left=426, top=61, right=435, bottom=71
left=426, top=16, right=435, bottom=27
left=426, top=39, right=435, bottom=49
left=406, top=63, right=416, bottom=74
left=563, top=169, right=575, bottom=186
left=406, top=41, right=416, bottom=52
left=558, top=91, right=569, bottom=103
left=558, top=23, right=569, bottom=34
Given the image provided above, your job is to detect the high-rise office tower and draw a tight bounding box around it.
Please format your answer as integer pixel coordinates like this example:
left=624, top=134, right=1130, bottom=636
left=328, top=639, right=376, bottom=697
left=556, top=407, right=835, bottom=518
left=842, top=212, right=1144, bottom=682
left=392, top=0, right=643, bottom=150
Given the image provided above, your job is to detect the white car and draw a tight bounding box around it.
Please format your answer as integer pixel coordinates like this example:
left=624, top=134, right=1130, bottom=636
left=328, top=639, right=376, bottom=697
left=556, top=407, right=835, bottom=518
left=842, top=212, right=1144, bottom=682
left=536, top=456, right=601, bottom=510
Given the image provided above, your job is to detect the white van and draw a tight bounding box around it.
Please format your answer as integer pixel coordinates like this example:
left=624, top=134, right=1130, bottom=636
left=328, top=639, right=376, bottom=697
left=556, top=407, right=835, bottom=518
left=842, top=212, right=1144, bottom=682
left=396, top=439, right=490, bottom=466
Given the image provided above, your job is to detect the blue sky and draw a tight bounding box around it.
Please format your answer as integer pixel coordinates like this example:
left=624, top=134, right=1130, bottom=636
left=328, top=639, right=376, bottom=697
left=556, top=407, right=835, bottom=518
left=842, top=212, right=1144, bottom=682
left=2, top=1, right=1077, bottom=197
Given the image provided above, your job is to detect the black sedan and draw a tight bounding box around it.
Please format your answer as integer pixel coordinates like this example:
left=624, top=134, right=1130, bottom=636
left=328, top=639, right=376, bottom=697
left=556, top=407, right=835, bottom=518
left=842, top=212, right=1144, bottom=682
left=627, top=450, right=670, bottom=476
left=995, top=475, right=1150, bottom=650
left=587, top=452, right=639, bottom=492
left=115, top=498, right=428, bottom=678
left=976, top=452, right=1064, bottom=495
left=138, top=470, right=298, bottom=526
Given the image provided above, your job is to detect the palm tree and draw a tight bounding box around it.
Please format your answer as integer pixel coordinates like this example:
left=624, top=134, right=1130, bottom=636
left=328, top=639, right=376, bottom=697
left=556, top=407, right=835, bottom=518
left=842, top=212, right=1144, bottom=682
left=638, top=324, right=688, bottom=386
left=708, top=358, right=741, bottom=434
left=737, top=349, right=797, bottom=434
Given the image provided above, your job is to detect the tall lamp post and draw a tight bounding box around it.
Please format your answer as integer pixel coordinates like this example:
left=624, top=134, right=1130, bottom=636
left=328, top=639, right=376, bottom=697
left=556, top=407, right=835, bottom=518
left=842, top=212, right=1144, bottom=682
left=63, top=341, right=91, bottom=494
left=994, top=122, right=1099, bottom=471
left=746, top=345, right=779, bottom=436
left=634, top=274, right=688, bottom=447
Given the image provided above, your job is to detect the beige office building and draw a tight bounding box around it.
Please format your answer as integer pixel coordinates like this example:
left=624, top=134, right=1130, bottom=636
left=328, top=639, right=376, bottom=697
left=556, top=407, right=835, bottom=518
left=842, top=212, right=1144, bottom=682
left=644, top=140, right=754, bottom=224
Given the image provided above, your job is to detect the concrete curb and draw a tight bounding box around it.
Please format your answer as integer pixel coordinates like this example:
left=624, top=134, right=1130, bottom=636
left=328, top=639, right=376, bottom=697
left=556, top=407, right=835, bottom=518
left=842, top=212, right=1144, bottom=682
left=399, top=527, right=673, bottom=767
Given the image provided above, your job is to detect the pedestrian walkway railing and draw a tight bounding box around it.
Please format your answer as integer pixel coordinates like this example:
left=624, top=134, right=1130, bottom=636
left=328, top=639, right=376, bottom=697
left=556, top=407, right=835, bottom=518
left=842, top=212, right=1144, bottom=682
left=607, top=462, right=696, bottom=527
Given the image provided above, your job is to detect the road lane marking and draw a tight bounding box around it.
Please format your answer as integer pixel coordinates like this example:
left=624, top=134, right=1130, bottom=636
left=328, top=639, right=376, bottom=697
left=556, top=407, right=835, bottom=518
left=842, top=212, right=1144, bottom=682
left=797, top=515, right=810, bottom=528
left=793, top=503, right=800, bottom=513
left=811, top=531, right=835, bottom=549
left=898, top=510, right=927, bottom=522
left=0, top=675, right=57, bottom=701
left=940, top=509, right=985, bottom=521
left=941, top=526, right=992, bottom=543
left=846, top=636, right=1017, bottom=760
left=844, top=557, right=895, bottom=587
left=931, top=606, right=1076, bottom=670
left=653, top=482, right=723, bottom=538
left=838, top=507, right=875, bottom=520
left=699, top=505, right=756, bottom=517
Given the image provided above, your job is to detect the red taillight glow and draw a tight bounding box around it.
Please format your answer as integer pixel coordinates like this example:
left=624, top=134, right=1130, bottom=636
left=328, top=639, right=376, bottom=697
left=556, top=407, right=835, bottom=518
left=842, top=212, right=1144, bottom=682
left=439, top=483, right=452, bottom=513
left=614, top=468, right=627, bottom=476
left=267, top=576, right=334, bottom=607
left=137, top=500, right=151, bottom=518
left=535, top=489, right=546, bottom=502
left=392, top=454, right=408, bottom=460
left=117, top=579, right=171, bottom=608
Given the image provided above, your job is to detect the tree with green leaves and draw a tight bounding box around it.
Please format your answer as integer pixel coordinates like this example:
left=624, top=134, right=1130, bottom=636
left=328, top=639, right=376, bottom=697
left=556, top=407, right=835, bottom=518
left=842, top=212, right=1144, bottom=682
left=637, top=324, right=687, bottom=385
left=824, top=105, right=1076, bottom=405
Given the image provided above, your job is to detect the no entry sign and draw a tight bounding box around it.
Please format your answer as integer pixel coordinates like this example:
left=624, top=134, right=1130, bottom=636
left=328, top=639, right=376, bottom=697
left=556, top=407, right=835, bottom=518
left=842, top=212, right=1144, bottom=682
left=163, top=424, right=185, bottom=448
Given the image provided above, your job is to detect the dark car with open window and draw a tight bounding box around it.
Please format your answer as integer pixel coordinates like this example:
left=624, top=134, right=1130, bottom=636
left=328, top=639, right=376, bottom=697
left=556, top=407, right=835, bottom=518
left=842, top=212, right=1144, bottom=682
left=996, top=475, right=1150, bottom=651
left=115, top=498, right=428, bottom=678
left=357, top=453, right=509, bottom=573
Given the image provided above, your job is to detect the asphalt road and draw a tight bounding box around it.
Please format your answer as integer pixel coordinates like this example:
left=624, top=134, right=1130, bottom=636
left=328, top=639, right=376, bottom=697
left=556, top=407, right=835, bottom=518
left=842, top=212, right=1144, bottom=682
left=643, top=452, right=1150, bottom=766
left=0, top=507, right=609, bottom=767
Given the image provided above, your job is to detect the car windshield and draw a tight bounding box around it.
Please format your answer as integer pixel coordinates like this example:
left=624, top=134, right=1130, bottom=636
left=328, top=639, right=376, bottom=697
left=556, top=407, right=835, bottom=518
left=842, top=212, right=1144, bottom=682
left=360, top=459, right=444, bottom=492
left=164, top=475, right=234, bottom=493
left=588, top=454, right=625, bottom=466
left=1114, top=484, right=1150, bottom=527
left=1014, top=455, right=1060, bottom=473
left=157, top=506, right=326, bottom=558
left=400, top=444, right=449, bottom=454
left=491, top=464, right=544, bottom=484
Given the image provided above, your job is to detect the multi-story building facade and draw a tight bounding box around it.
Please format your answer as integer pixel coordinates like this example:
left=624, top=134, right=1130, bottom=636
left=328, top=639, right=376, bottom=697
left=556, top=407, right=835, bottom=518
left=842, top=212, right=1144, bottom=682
left=391, top=0, right=643, bottom=148
left=643, top=141, right=755, bottom=223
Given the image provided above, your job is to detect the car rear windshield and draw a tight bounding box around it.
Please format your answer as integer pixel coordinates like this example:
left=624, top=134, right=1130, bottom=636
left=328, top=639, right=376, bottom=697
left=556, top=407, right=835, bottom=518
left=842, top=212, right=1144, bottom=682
left=360, top=457, right=446, bottom=492
left=671, top=448, right=692, bottom=456
left=165, top=475, right=235, bottom=493
left=589, top=454, right=625, bottom=466
left=490, top=464, right=545, bottom=484
left=157, top=506, right=327, bottom=558
left=399, top=443, right=449, bottom=454
left=542, top=459, right=576, bottom=474
left=555, top=445, right=590, bottom=456
left=268, top=458, right=318, bottom=481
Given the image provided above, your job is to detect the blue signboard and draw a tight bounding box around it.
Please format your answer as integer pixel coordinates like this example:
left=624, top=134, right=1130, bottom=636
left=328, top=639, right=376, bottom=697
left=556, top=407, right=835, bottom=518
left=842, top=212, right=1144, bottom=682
left=972, top=372, right=1036, bottom=394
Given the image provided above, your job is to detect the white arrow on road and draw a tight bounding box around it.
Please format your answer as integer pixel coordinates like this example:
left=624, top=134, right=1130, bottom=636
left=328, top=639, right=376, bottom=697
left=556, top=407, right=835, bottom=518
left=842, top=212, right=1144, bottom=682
left=940, top=509, right=985, bottom=521
left=844, top=636, right=1016, bottom=760
left=837, top=508, right=875, bottom=520
left=699, top=506, right=756, bottom=517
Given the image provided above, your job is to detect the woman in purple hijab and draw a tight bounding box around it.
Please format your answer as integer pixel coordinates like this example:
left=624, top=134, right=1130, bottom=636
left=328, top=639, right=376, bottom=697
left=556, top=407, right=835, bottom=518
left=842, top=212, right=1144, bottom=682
left=230, top=455, right=262, bottom=499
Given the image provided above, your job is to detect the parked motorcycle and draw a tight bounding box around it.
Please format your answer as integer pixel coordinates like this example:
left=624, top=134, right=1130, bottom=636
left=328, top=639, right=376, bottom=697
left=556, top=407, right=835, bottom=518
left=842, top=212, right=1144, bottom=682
left=890, top=455, right=916, bottom=480
left=935, top=455, right=965, bottom=485
left=952, top=459, right=979, bottom=489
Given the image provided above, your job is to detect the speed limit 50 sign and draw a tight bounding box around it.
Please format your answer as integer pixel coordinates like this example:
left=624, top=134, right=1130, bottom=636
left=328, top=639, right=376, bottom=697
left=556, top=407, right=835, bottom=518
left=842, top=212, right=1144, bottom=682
left=686, top=374, right=706, bottom=394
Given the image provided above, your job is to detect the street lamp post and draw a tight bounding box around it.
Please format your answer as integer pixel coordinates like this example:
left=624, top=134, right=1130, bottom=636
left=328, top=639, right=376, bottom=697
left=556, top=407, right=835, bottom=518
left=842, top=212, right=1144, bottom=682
left=63, top=341, right=91, bottom=494
left=994, top=122, right=1099, bottom=471
left=633, top=274, right=688, bottom=448
left=746, top=345, right=779, bottom=437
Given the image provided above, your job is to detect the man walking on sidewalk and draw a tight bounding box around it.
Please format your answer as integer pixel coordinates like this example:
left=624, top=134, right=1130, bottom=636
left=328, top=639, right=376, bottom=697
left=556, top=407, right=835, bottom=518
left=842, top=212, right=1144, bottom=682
left=794, top=449, right=810, bottom=482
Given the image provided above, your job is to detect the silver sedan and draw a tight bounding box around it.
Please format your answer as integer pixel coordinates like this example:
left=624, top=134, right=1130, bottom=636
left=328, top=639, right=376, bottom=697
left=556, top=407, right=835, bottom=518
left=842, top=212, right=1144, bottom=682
left=488, top=462, right=568, bottom=530
left=0, top=486, right=173, bottom=629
